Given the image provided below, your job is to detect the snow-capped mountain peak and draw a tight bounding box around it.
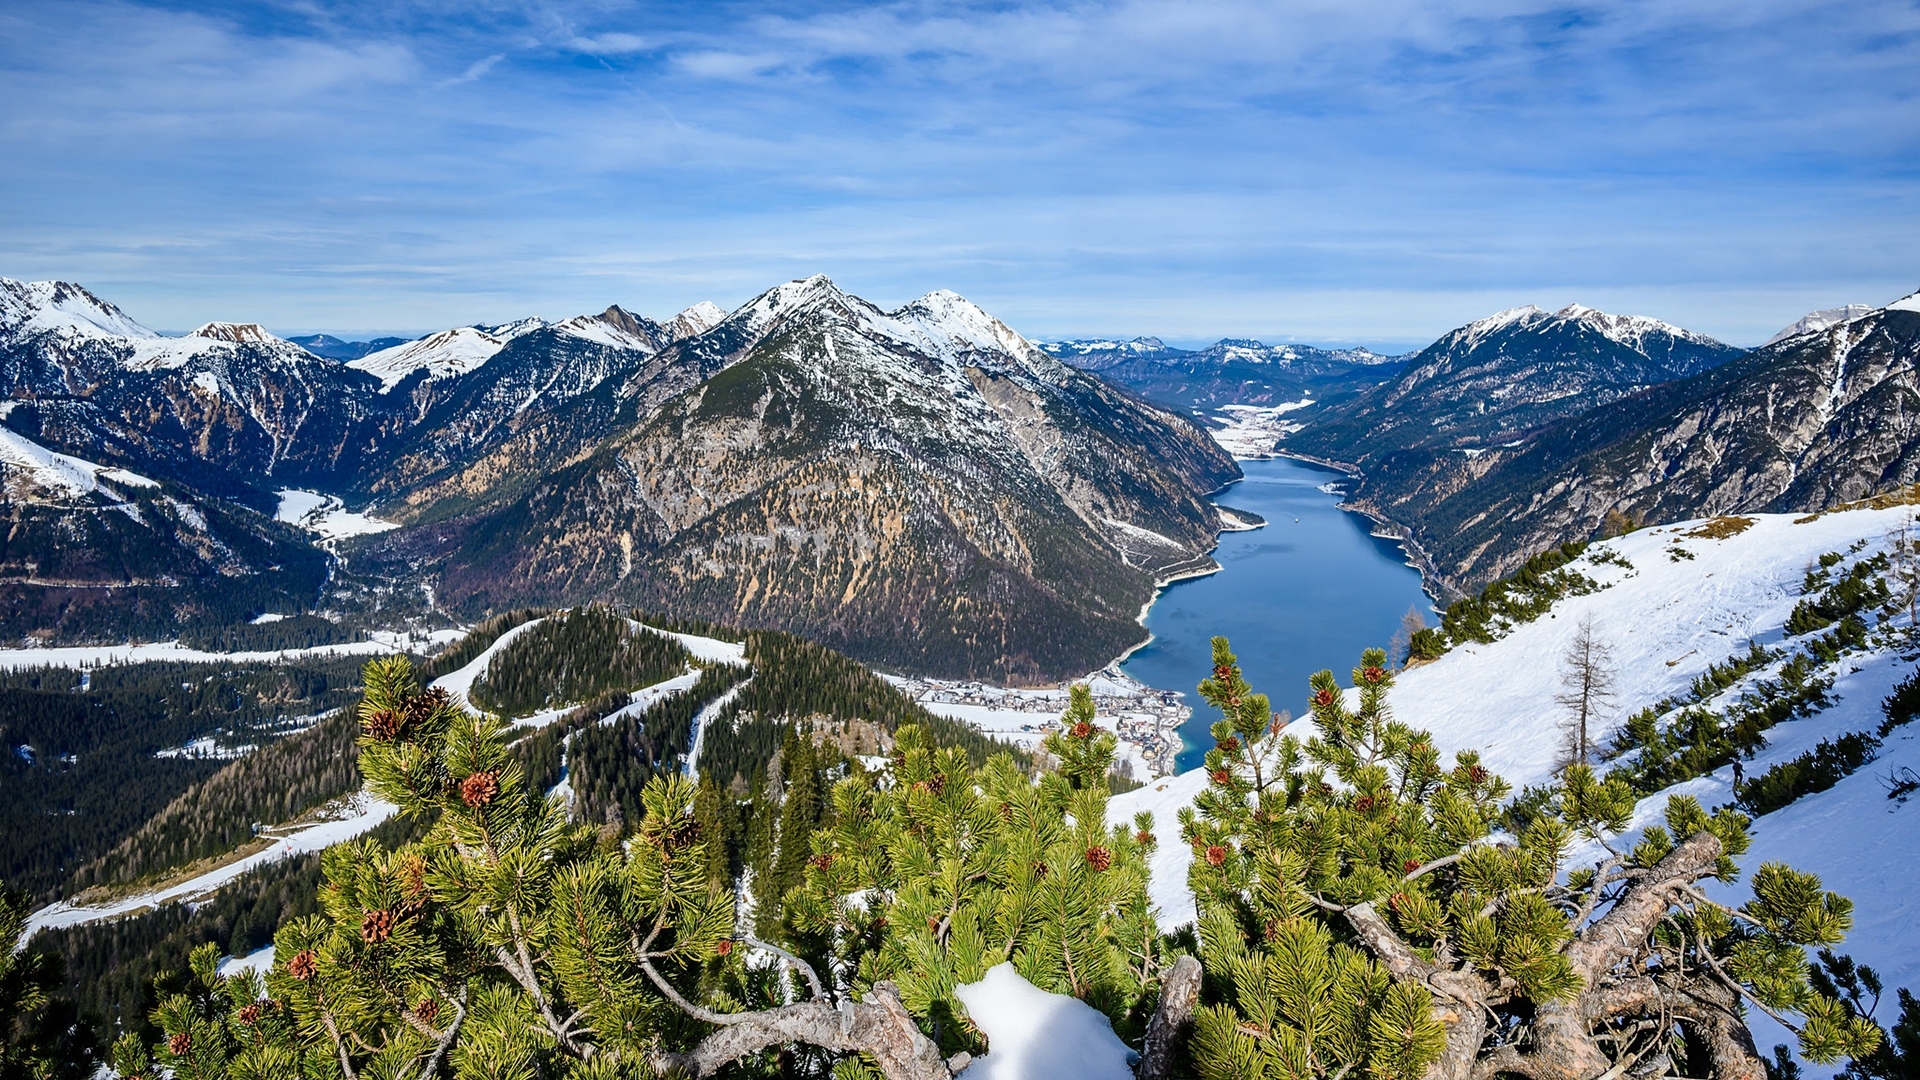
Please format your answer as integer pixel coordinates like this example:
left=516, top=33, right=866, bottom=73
left=0, top=278, right=158, bottom=341
left=1451, top=305, right=1547, bottom=348
left=189, top=322, right=280, bottom=345
left=347, top=326, right=507, bottom=391
left=1764, top=305, right=1877, bottom=346
left=880, top=288, right=1042, bottom=365
left=552, top=305, right=665, bottom=352
left=1882, top=290, right=1920, bottom=315
left=666, top=301, right=726, bottom=342
left=476, top=316, right=549, bottom=340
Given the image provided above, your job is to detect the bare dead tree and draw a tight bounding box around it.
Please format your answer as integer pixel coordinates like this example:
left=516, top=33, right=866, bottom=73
left=1555, top=613, right=1616, bottom=769
left=1888, top=510, right=1920, bottom=639
left=1390, top=604, right=1429, bottom=669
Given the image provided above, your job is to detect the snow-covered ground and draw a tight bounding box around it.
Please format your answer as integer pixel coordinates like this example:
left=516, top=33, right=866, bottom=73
left=275, top=488, right=399, bottom=542
left=1208, top=399, right=1315, bottom=459
left=1391, top=508, right=1909, bottom=788
left=0, top=629, right=460, bottom=674
left=0, top=425, right=157, bottom=497
left=954, top=962, right=1135, bottom=1080
left=25, top=791, right=397, bottom=939
left=1107, top=501, right=1920, bottom=1031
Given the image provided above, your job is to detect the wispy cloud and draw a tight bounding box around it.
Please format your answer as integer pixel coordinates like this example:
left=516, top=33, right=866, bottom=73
left=439, top=52, right=505, bottom=87
left=0, top=0, right=1913, bottom=345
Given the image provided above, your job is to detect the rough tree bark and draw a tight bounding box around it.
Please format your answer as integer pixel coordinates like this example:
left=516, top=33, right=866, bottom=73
left=1343, top=831, right=1765, bottom=1080
left=1137, top=955, right=1203, bottom=1080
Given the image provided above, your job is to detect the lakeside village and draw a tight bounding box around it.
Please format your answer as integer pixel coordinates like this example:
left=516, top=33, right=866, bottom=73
left=884, top=664, right=1201, bottom=778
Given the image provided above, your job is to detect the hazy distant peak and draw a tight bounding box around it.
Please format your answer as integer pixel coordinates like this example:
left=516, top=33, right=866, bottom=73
left=1765, top=304, right=1878, bottom=346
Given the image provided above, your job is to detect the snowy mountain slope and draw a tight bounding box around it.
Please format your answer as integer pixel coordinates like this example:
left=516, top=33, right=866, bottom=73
left=0, top=278, right=157, bottom=340
left=0, top=425, right=157, bottom=498
left=1107, top=498, right=1920, bottom=1029
left=1766, top=304, right=1876, bottom=346
left=403, top=275, right=1241, bottom=683
left=1351, top=288, right=1920, bottom=597
left=348, top=325, right=508, bottom=390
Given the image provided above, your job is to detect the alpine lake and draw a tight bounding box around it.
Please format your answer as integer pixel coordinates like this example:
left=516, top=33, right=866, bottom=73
left=1121, top=456, right=1433, bottom=773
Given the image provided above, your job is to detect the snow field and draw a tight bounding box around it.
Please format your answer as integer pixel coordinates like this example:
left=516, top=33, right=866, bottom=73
left=274, top=488, right=399, bottom=541
left=1108, top=497, right=1920, bottom=1008
left=0, top=425, right=158, bottom=497
left=0, top=629, right=460, bottom=674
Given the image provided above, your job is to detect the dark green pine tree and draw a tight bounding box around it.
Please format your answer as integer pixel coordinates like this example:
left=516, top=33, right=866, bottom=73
left=126, top=659, right=1199, bottom=1080
left=0, top=885, right=98, bottom=1080
left=1181, top=636, right=1882, bottom=1080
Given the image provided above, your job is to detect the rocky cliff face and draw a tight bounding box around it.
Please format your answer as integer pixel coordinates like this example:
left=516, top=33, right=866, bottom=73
left=399, top=277, right=1240, bottom=683
left=1286, top=304, right=1744, bottom=469
left=0, top=277, right=1239, bottom=674
left=1334, top=294, right=1920, bottom=594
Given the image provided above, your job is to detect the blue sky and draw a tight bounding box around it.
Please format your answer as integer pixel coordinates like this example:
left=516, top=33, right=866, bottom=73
left=1, top=1, right=1915, bottom=349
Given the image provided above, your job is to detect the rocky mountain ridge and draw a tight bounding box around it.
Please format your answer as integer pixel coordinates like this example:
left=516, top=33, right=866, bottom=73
left=1284, top=301, right=1746, bottom=471
left=1307, top=291, right=1920, bottom=594
left=0, top=275, right=1240, bottom=680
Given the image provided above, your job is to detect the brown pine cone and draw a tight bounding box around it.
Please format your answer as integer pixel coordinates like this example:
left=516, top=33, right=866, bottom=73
left=1084, top=846, right=1112, bottom=872
left=459, top=770, right=499, bottom=808
left=287, top=949, right=319, bottom=980
left=1071, top=720, right=1093, bottom=739
left=237, top=1003, right=262, bottom=1025
left=361, top=908, right=396, bottom=944
left=414, top=997, right=439, bottom=1023
left=1205, top=844, right=1229, bottom=867
left=362, top=708, right=402, bottom=740
left=167, top=1033, right=192, bottom=1056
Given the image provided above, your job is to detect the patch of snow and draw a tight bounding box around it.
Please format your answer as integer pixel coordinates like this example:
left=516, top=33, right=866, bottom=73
left=155, top=736, right=256, bottom=761
left=347, top=326, right=505, bottom=390
left=0, top=427, right=158, bottom=497
left=1108, top=767, right=1213, bottom=929
left=1886, top=289, right=1920, bottom=315
left=1210, top=399, right=1315, bottom=459
left=953, top=962, right=1135, bottom=1080
left=274, top=488, right=398, bottom=541
left=0, top=633, right=434, bottom=674
left=218, top=945, right=276, bottom=984
left=250, top=612, right=289, bottom=625
left=26, top=791, right=397, bottom=938
left=631, top=621, right=748, bottom=665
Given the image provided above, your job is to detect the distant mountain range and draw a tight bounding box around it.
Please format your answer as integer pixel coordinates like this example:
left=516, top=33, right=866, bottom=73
left=0, top=275, right=1237, bottom=681
left=1039, top=335, right=1406, bottom=413
left=1284, top=303, right=1745, bottom=469
left=1277, top=293, right=1920, bottom=594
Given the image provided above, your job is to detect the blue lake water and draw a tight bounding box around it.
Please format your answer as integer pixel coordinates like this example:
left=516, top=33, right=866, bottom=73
left=1120, top=457, right=1433, bottom=773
